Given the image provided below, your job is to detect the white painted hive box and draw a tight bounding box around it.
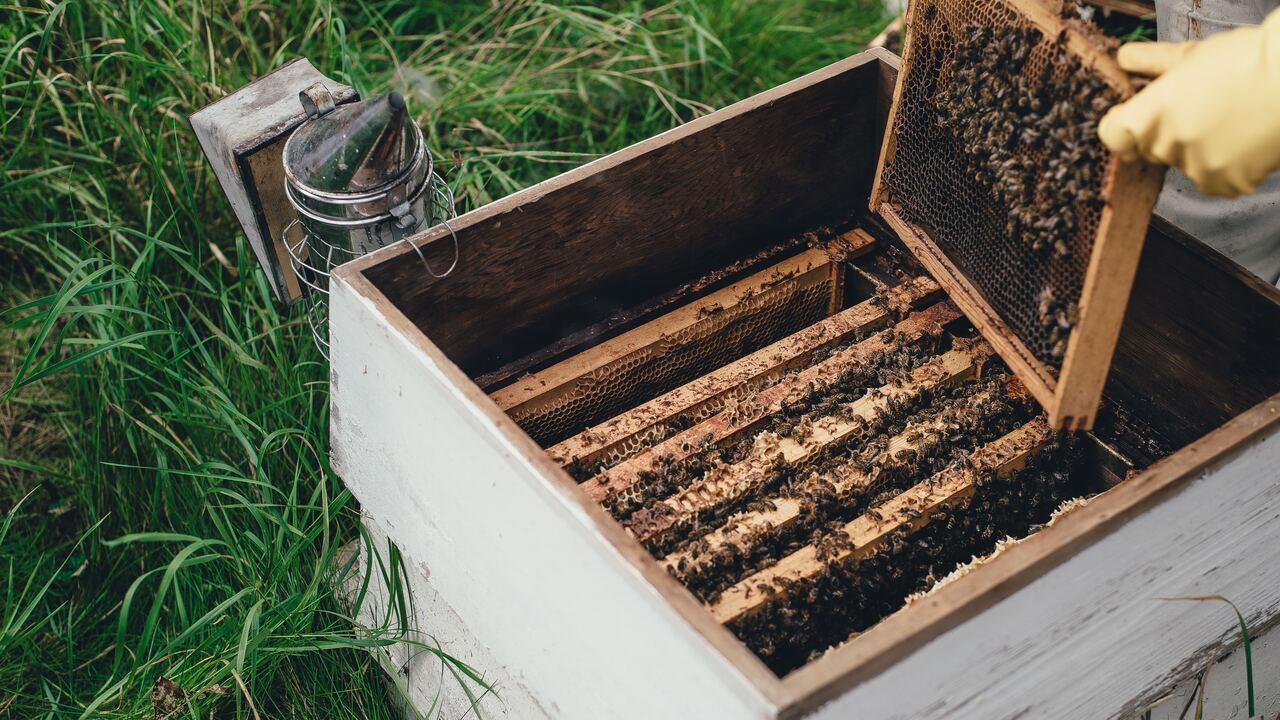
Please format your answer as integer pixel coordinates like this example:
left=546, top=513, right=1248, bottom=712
left=329, top=49, right=1280, bottom=720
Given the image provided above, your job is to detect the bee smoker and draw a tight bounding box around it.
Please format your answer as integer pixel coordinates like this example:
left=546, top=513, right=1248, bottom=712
left=282, top=83, right=456, bottom=355
left=189, top=59, right=456, bottom=356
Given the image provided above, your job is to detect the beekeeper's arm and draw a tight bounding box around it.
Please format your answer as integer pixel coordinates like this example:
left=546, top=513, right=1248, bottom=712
left=1098, top=7, right=1280, bottom=197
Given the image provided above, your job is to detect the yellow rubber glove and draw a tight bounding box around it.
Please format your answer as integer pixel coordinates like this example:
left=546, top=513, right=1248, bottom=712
left=1097, top=9, right=1280, bottom=197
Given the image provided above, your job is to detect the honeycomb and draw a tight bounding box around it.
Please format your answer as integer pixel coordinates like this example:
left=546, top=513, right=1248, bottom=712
left=575, top=378, right=760, bottom=477
left=510, top=270, right=835, bottom=446
left=879, top=0, right=1121, bottom=374
left=529, top=233, right=1128, bottom=677
left=576, top=315, right=1089, bottom=676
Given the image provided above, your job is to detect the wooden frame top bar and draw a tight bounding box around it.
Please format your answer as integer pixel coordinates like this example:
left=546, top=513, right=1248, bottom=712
left=548, top=274, right=937, bottom=471
left=584, top=301, right=963, bottom=504
left=712, top=419, right=1053, bottom=625
left=625, top=346, right=984, bottom=546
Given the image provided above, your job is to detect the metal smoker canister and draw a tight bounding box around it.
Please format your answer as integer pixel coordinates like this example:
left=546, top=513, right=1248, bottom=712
left=281, top=84, right=455, bottom=356
left=283, top=85, right=432, bottom=260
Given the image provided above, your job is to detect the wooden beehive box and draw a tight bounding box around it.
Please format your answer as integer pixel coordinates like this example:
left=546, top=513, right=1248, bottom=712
left=329, top=49, right=1280, bottom=719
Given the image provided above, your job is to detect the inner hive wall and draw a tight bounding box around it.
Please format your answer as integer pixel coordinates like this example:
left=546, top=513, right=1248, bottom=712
left=492, top=248, right=853, bottom=447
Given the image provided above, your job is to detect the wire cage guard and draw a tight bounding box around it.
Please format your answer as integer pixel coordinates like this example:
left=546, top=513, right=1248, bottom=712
left=284, top=170, right=457, bottom=357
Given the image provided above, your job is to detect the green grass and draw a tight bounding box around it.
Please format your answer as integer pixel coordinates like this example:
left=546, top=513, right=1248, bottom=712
left=0, top=1, right=889, bottom=716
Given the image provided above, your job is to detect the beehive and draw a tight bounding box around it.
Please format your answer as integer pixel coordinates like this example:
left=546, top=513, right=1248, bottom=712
left=330, top=49, right=1280, bottom=720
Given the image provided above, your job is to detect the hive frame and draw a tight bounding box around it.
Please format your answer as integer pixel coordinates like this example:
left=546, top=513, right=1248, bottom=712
left=710, top=418, right=1053, bottom=626
left=548, top=272, right=942, bottom=471
left=492, top=246, right=848, bottom=445
left=542, top=261, right=1057, bottom=667
left=870, top=0, right=1167, bottom=429
left=583, top=299, right=963, bottom=504
left=621, top=342, right=983, bottom=548
left=660, top=379, right=1029, bottom=586
left=523, top=235, right=1097, bottom=669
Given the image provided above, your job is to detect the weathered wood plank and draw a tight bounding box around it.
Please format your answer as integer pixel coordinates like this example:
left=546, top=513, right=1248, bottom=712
left=189, top=58, right=360, bottom=303
left=473, top=239, right=816, bottom=392
left=626, top=347, right=985, bottom=547
left=493, top=249, right=833, bottom=411
left=711, top=419, right=1053, bottom=626
left=328, top=272, right=786, bottom=718
left=868, top=0, right=916, bottom=210
left=1101, top=217, right=1280, bottom=461
left=582, top=301, right=964, bottom=504
left=548, top=273, right=940, bottom=470
left=1053, top=157, right=1165, bottom=429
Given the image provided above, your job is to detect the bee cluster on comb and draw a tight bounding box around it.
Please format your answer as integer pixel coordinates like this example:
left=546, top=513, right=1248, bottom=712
left=865, top=0, right=1185, bottom=440
left=537, top=230, right=1109, bottom=675
left=880, top=2, right=1124, bottom=371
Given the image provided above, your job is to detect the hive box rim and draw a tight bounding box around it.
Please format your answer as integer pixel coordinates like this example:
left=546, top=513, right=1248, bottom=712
left=328, top=48, right=924, bottom=711
left=330, top=47, right=1280, bottom=717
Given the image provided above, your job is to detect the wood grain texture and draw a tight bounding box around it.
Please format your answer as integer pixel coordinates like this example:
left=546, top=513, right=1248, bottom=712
left=661, top=382, right=1020, bottom=583
left=1102, top=217, right=1280, bottom=460
left=1052, top=157, right=1167, bottom=429
left=547, top=273, right=939, bottom=470
left=627, top=348, right=977, bottom=543
left=626, top=347, right=984, bottom=547
left=491, top=249, right=833, bottom=412
left=474, top=240, right=817, bottom=393
left=245, top=146, right=304, bottom=299
left=713, top=419, right=1052, bottom=626
left=358, top=55, right=888, bottom=378
left=868, top=3, right=915, bottom=209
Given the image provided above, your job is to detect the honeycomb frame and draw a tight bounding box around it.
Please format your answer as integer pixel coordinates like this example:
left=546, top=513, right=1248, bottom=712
left=491, top=246, right=860, bottom=446
left=871, top=0, right=1166, bottom=430
left=539, top=241, right=1078, bottom=675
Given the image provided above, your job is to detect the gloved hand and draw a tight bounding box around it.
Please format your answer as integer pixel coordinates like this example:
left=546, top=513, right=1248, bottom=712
left=1097, top=9, right=1280, bottom=197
